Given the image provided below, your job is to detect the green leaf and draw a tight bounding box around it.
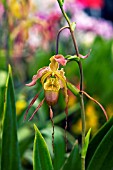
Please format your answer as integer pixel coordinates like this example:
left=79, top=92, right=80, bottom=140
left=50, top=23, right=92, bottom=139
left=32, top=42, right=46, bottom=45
left=86, top=117, right=113, bottom=168
left=61, top=141, right=81, bottom=170
left=41, top=127, right=65, bottom=170
left=33, top=124, right=53, bottom=170
left=81, top=128, right=91, bottom=158
left=1, top=65, right=21, bottom=170
left=86, top=118, right=113, bottom=170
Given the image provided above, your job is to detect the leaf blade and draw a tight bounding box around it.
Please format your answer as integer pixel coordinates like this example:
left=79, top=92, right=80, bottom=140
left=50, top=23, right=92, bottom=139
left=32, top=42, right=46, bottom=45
left=87, top=124, right=113, bottom=170
left=1, top=65, right=21, bottom=170
left=33, top=124, right=53, bottom=170
left=61, top=141, right=81, bottom=170
left=86, top=117, right=113, bottom=168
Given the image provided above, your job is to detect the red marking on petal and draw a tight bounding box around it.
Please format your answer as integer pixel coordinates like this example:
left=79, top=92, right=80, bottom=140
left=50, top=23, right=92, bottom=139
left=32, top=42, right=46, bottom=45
left=54, top=54, right=67, bottom=66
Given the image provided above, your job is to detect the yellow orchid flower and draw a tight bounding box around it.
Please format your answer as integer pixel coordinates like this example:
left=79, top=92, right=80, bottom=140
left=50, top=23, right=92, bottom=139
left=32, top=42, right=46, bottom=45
left=24, top=54, right=68, bottom=121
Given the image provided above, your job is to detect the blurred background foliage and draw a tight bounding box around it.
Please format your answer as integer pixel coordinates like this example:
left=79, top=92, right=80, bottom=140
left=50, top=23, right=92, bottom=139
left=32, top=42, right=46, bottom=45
left=0, top=0, right=113, bottom=169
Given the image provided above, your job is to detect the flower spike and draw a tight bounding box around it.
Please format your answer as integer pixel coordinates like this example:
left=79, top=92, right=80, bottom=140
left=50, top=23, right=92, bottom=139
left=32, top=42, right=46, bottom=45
left=25, top=54, right=69, bottom=151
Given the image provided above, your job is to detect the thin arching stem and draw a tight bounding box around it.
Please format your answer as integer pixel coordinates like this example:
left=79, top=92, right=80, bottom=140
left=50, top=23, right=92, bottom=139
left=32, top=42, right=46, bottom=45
left=80, top=91, right=108, bottom=121
left=56, top=26, right=69, bottom=55
left=57, top=1, right=86, bottom=170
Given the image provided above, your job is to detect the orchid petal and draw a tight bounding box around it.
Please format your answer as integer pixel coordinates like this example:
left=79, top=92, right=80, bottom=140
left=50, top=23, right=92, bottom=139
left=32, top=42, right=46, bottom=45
left=79, top=49, right=91, bottom=59
left=26, top=67, right=49, bottom=86
left=49, top=56, right=59, bottom=71
left=41, top=70, right=52, bottom=85
left=26, top=79, right=37, bottom=86
left=28, top=98, right=45, bottom=121
left=54, top=54, right=67, bottom=66
left=57, top=68, right=66, bottom=88
left=54, top=70, right=66, bottom=89
left=24, top=93, right=39, bottom=120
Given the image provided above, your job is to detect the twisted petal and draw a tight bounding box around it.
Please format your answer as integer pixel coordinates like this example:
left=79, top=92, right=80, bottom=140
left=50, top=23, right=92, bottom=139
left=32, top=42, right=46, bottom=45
left=57, top=68, right=66, bottom=88
left=24, top=93, right=39, bottom=120
left=28, top=98, right=45, bottom=121
left=55, top=70, right=66, bottom=89
left=26, top=67, right=49, bottom=86
left=41, top=70, right=52, bottom=85
left=79, top=49, right=91, bottom=59
left=54, top=54, right=67, bottom=66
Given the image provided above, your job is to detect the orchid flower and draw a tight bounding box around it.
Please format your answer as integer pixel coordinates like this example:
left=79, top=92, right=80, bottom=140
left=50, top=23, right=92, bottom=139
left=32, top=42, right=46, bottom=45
left=25, top=54, right=68, bottom=150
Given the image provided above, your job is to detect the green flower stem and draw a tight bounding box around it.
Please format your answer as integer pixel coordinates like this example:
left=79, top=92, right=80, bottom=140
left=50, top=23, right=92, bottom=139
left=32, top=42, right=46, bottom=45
left=58, top=4, right=79, bottom=56
left=57, top=1, right=86, bottom=170
left=80, top=93, right=86, bottom=170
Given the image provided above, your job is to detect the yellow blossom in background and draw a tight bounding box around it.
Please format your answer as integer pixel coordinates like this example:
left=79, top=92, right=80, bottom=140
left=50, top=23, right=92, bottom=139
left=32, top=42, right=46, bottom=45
left=72, top=118, right=82, bottom=134
left=71, top=101, right=99, bottom=135
left=8, top=0, right=34, bottom=19
left=68, top=92, right=76, bottom=108
left=16, top=99, right=27, bottom=116
left=86, top=102, right=99, bottom=134
left=106, top=104, right=113, bottom=118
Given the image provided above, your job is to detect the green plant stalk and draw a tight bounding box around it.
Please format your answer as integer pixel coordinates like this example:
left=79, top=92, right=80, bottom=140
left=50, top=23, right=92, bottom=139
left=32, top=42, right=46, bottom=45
left=80, top=93, right=86, bottom=170
left=57, top=1, right=86, bottom=169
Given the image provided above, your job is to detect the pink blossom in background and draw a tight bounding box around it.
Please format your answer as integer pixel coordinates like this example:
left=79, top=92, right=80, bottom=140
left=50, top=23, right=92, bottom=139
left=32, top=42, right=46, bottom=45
left=76, top=0, right=104, bottom=9
left=0, top=3, right=4, bottom=20
left=27, top=11, right=61, bottom=50
left=64, top=1, right=113, bottom=39
left=74, top=10, right=113, bottom=39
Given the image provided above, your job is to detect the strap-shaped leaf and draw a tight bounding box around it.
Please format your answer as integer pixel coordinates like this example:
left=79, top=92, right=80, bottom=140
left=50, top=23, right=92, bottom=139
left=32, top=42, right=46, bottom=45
left=33, top=124, right=53, bottom=170
left=87, top=122, right=113, bottom=170
left=61, top=141, right=81, bottom=170
left=1, top=65, right=21, bottom=170
left=41, top=127, right=65, bottom=170
left=86, top=117, right=113, bottom=168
